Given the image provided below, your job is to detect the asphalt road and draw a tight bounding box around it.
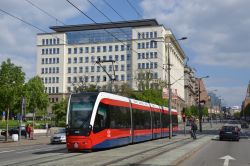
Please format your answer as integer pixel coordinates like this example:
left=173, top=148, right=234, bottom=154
left=178, top=138, right=250, bottom=166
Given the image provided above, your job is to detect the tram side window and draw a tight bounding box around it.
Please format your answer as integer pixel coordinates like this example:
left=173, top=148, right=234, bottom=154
left=154, top=112, right=161, bottom=128
left=162, top=113, right=170, bottom=128
left=109, top=105, right=130, bottom=129
left=93, top=103, right=108, bottom=133
left=172, top=115, right=178, bottom=127
left=133, top=109, right=151, bottom=130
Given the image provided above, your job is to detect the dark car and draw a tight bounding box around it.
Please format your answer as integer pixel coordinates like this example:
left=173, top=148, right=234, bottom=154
left=219, top=124, right=240, bottom=141
left=1, top=125, right=26, bottom=137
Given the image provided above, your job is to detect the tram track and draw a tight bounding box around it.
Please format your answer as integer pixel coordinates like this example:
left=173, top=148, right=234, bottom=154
left=99, top=135, right=206, bottom=166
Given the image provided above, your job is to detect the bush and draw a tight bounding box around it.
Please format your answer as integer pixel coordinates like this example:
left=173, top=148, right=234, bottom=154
left=57, top=121, right=66, bottom=127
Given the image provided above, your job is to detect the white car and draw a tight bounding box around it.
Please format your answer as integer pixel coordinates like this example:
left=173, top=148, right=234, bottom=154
left=50, top=128, right=66, bottom=144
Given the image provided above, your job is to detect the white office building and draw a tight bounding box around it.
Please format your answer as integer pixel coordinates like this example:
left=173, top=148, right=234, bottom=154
left=37, top=19, right=186, bottom=111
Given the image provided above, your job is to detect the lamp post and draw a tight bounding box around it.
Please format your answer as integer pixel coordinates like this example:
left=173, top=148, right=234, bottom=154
left=151, top=36, right=187, bottom=139
left=197, top=75, right=209, bottom=132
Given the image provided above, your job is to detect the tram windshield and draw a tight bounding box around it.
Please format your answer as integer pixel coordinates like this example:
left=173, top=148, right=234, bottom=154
left=68, top=93, right=98, bottom=129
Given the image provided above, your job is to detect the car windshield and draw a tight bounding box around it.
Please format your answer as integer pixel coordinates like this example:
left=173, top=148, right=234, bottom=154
left=55, top=128, right=65, bottom=134
left=68, top=93, right=98, bottom=129
left=222, top=126, right=236, bottom=132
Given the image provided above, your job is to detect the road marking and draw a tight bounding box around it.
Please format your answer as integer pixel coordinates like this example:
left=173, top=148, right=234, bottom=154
left=219, top=155, right=235, bottom=166
left=0, top=150, right=16, bottom=154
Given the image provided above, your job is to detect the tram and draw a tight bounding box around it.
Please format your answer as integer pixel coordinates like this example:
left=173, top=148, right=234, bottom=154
left=66, top=92, right=178, bottom=151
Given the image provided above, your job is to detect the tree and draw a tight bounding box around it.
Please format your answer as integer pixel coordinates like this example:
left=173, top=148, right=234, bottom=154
left=243, top=103, right=250, bottom=118
left=52, top=99, right=68, bottom=126
left=0, top=59, right=25, bottom=141
left=25, top=76, right=49, bottom=134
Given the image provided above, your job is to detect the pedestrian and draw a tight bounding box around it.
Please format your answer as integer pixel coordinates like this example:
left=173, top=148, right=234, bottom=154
left=46, top=123, right=51, bottom=136
left=190, top=118, right=197, bottom=139
left=26, top=124, right=31, bottom=139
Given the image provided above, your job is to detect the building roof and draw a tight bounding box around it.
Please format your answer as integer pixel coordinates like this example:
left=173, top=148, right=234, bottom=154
left=50, top=19, right=159, bottom=32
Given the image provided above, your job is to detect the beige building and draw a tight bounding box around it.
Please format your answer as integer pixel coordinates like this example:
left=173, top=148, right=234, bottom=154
left=36, top=19, right=186, bottom=113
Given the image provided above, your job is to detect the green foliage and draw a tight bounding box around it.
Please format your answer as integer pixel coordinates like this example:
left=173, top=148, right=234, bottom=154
left=25, top=76, right=49, bottom=113
left=52, top=99, right=68, bottom=126
left=243, top=103, right=250, bottom=116
left=0, top=59, right=25, bottom=116
left=233, top=112, right=241, bottom=119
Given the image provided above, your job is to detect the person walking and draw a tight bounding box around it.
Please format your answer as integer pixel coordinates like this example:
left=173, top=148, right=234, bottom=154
left=190, top=118, right=197, bottom=139
left=26, top=124, right=31, bottom=139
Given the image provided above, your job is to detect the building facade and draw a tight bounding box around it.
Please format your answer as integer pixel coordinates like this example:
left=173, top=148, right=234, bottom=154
left=37, top=19, right=185, bottom=112
left=184, top=66, right=196, bottom=107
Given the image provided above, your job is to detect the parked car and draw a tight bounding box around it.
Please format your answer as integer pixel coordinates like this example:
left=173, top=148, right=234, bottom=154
left=50, top=128, right=66, bottom=144
left=219, top=124, right=240, bottom=141
left=241, top=122, right=249, bottom=129
left=1, top=125, right=26, bottom=137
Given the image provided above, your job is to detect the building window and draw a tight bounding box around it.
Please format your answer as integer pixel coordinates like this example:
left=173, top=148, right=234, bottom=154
left=85, top=76, right=89, bottom=82
left=56, top=77, right=59, bottom=83
left=91, top=56, right=95, bottom=62
left=57, top=48, right=59, bottom=54
left=138, top=63, right=141, bottom=69
left=57, top=38, right=60, bottom=44
left=68, top=48, right=72, bottom=54
left=68, top=58, right=71, bottom=64
left=142, top=63, right=145, bottom=69
left=42, top=39, right=45, bottom=45
left=79, top=57, right=83, bottom=63
left=146, top=32, right=149, bottom=38
left=91, top=66, right=95, bottom=72
left=85, top=57, right=89, bottom=63
left=68, top=67, right=71, bottom=73
left=67, top=77, right=71, bottom=83
left=150, top=32, right=153, bottom=38
left=103, top=56, right=107, bottom=61
left=138, top=53, right=141, bottom=59
left=97, top=46, right=101, bottom=52
left=109, top=55, right=112, bottom=60
left=42, top=49, right=44, bottom=55
left=142, top=53, right=145, bottom=59
left=91, top=46, right=95, bottom=53
left=56, top=67, right=59, bottom=73
left=102, top=65, right=106, bottom=72
left=154, top=72, right=158, bottom=79
left=53, top=39, right=56, bottom=45
left=109, top=65, right=112, bottom=72
left=74, top=67, right=77, bottom=73
left=79, top=47, right=83, bottom=53
left=115, top=55, right=119, bottom=61
left=46, top=39, right=48, bottom=45
left=121, top=65, right=124, bottom=71
left=49, top=39, right=52, bottom=45
left=97, top=76, right=100, bottom=82
left=79, top=67, right=83, bottom=73
left=126, top=44, right=131, bottom=50
left=73, top=77, right=77, bottom=83
left=115, top=65, right=118, bottom=71
left=109, top=45, right=112, bottom=52
left=121, top=55, right=125, bottom=61
left=154, top=52, right=158, bottom=58
left=85, top=47, right=89, bottom=53
left=154, top=62, right=158, bottom=69
left=121, top=45, right=124, bottom=51
left=137, top=43, right=141, bottom=49
left=142, top=32, right=145, bottom=39
left=42, top=58, right=44, bottom=64
left=97, top=66, right=100, bottom=72
left=154, top=31, right=157, bottom=38
left=138, top=32, right=141, bottom=39
left=146, top=42, right=149, bottom=48
left=41, top=68, right=44, bottom=74
left=115, top=45, right=119, bottom=51
left=146, top=52, right=149, bottom=59
left=127, top=54, right=131, bottom=60
left=146, top=63, right=149, bottom=69
left=56, top=87, right=59, bottom=93
left=91, top=76, right=94, bottom=82
left=127, top=74, right=131, bottom=81
left=85, top=66, right=89, bottom=72
left=74, top=57, right=77, bottom=63
left=121, top=75, right=125, bottom=81
left=103, top=46, right=107, bottom=52
left=115, top=75, right=119, bottom=81
left=142, top=43, right=145, bottom=49
left=127, top=64, right=131, bottom=71
left=67, top=87, right=71, bottom=92
left=103, top=76, right=106, bottom=82
left=150, top=62, right=153, bottom=69
left=49, top=48, right=52, bottom=54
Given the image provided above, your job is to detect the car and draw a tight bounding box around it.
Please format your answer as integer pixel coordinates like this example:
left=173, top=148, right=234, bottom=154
left=219, top=124, right=240, bottom=141
left=1, top=125, right=26, bottom=137
left=241, top=122, right=249, bottom=129
left=50, top=128, right=66, bottom=144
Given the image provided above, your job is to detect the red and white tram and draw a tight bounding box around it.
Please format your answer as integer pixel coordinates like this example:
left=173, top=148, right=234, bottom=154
left=66, top=92, right=178, bottom=151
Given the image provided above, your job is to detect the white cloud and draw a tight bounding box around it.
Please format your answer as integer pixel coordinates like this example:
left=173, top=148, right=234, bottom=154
left=0, top=0, right=90, bottom=79
left=140, top=0, right=250, bottom=68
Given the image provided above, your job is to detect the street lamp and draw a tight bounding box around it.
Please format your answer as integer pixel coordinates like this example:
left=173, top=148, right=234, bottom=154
left=152, top=36, right=187, bottom=139
left=197, top=75, right=209, bottom=132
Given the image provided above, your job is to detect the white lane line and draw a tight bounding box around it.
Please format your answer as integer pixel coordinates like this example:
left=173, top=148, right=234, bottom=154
left=0, top=150, right=16, bottom=154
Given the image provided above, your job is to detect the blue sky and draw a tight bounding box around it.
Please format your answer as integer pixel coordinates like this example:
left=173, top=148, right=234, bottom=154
left=0, top=0, right=249, bottom=107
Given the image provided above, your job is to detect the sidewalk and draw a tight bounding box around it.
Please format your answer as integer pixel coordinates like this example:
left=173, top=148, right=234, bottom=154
left=0, top=128, right=61, bottom=148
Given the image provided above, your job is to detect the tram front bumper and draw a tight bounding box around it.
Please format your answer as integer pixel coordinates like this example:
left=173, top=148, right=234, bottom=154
left=67, top=137, right=92, bottom=150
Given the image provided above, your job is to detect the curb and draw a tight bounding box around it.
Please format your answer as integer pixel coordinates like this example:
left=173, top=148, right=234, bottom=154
left=171, top=135, right=211, bottom=166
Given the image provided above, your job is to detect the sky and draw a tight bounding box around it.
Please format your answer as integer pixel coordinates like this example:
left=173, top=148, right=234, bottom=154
left=0, top=0, right=249, bottom=107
